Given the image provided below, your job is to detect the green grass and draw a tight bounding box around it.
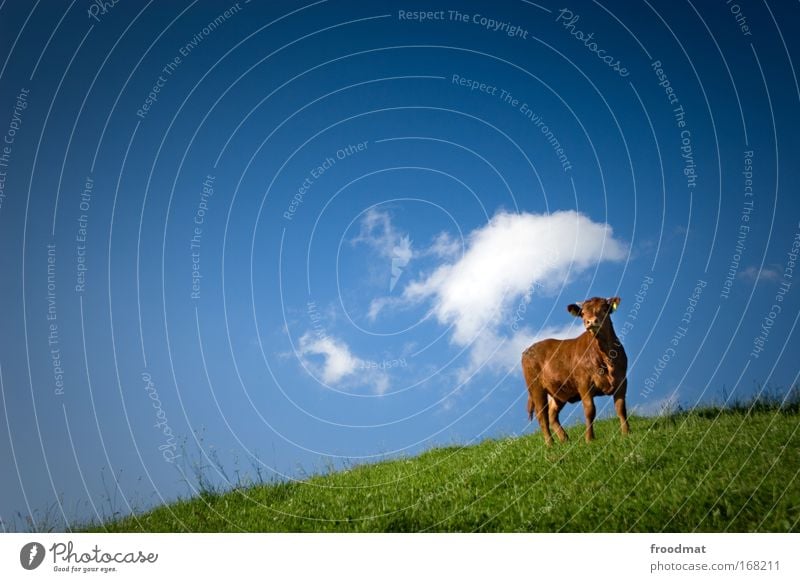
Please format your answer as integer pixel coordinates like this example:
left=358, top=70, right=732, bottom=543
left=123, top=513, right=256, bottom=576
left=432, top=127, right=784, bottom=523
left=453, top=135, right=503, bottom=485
left=85, top=402, right=800, bottom=533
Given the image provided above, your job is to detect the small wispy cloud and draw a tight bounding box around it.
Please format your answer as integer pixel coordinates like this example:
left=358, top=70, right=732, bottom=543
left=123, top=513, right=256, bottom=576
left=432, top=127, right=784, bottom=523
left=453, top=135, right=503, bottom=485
left=351, top=208, right=415, bottom=296
left=298, top=333, right=358, bottom=384
left=390, top=236, right=412, bottom=292
left=297, top=333, right=389, bottom=394
left=423, top=231, right=461, bottom=259
left=351, top=208, right=413, bottom=261
left=738, top=265, right=782, bottom=283
left=632, top=391, right=680, bottom=417
left=366, top=296, right=405, bottom=321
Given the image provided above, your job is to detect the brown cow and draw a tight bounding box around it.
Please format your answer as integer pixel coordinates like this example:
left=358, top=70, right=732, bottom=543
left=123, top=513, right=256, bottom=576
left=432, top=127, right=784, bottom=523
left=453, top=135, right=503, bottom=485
left=521, top=296, right=629, bottom=445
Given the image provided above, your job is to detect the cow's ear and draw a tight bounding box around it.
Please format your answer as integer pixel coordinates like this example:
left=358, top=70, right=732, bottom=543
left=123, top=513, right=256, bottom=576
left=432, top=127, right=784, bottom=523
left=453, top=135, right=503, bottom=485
left=608, top=297, right=621, bottom=312
left=567, top=303, right=583, bottom=317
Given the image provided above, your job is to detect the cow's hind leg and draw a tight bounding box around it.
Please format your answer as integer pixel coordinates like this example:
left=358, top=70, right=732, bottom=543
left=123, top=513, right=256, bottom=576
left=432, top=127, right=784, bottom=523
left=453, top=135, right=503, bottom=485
left=548, top=398, right=568, bottom=443
left=581, top=394, right=596, bottom=443
left=533, top=389, right=552, bottom=446
left=523, top=362, right=552, bottom=446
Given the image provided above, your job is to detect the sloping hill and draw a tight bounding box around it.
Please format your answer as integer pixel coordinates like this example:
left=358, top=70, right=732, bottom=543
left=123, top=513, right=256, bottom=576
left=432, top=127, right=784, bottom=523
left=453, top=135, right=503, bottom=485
left=88, top=408, right=800, bottom=532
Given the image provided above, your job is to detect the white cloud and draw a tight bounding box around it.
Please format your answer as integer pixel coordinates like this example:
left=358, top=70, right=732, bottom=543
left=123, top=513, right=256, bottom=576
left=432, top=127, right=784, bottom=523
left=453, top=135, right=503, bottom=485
left=352, top=208, right=416, bottom=295
left=738, top=265, right=782, bottom=283
left=297, top=333, right=389, bottom=394
left=424, top=231, right=461, bottom=259
left=392, top=235, right=413, bottom=264
left=632, top=391, right=680, bottom=417
left=403, top=210, right=628, bottom=346
left=366, top=296, right=402, bottom=321
left=298, top=333, right=358, bottom=384
left=352, top=208, right=413, bottom=260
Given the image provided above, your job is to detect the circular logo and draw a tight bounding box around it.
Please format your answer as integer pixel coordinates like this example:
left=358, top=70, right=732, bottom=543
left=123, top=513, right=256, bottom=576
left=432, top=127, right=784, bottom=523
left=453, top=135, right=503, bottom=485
left=19, top=542, right=45, bottom=570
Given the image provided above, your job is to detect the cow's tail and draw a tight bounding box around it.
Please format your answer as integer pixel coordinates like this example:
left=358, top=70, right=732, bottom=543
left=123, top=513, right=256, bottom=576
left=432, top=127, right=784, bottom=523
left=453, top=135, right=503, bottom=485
left=527, top=395, right=535, bottom=422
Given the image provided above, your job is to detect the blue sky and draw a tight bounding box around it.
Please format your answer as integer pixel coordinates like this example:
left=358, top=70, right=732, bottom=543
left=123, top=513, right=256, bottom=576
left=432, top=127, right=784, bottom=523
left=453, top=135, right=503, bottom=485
left=0, top=0, right=799, bottom=530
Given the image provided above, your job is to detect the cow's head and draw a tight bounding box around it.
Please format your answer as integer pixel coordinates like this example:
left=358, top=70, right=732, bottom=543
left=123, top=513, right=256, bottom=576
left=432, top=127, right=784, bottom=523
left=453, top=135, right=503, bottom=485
left=567, top=296, right=620, bottom=335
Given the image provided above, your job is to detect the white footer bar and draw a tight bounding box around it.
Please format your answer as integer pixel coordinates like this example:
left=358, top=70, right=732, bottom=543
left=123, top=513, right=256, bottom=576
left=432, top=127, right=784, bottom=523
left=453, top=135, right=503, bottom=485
left=1, top=533, right=797, bottom=581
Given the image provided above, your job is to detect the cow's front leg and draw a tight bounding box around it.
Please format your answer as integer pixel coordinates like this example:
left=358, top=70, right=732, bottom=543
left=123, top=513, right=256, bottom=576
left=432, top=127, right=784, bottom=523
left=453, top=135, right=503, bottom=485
left=581, top=394, right=596, bottom=443
left=613, top=377, right=630, bottom=435
left=614, top=392, right=629, bottom=435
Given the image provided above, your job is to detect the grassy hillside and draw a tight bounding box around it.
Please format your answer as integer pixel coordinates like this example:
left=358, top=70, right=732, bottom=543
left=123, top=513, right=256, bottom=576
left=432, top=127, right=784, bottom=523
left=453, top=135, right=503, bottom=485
left=88, top=406, right=800, bottom=532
